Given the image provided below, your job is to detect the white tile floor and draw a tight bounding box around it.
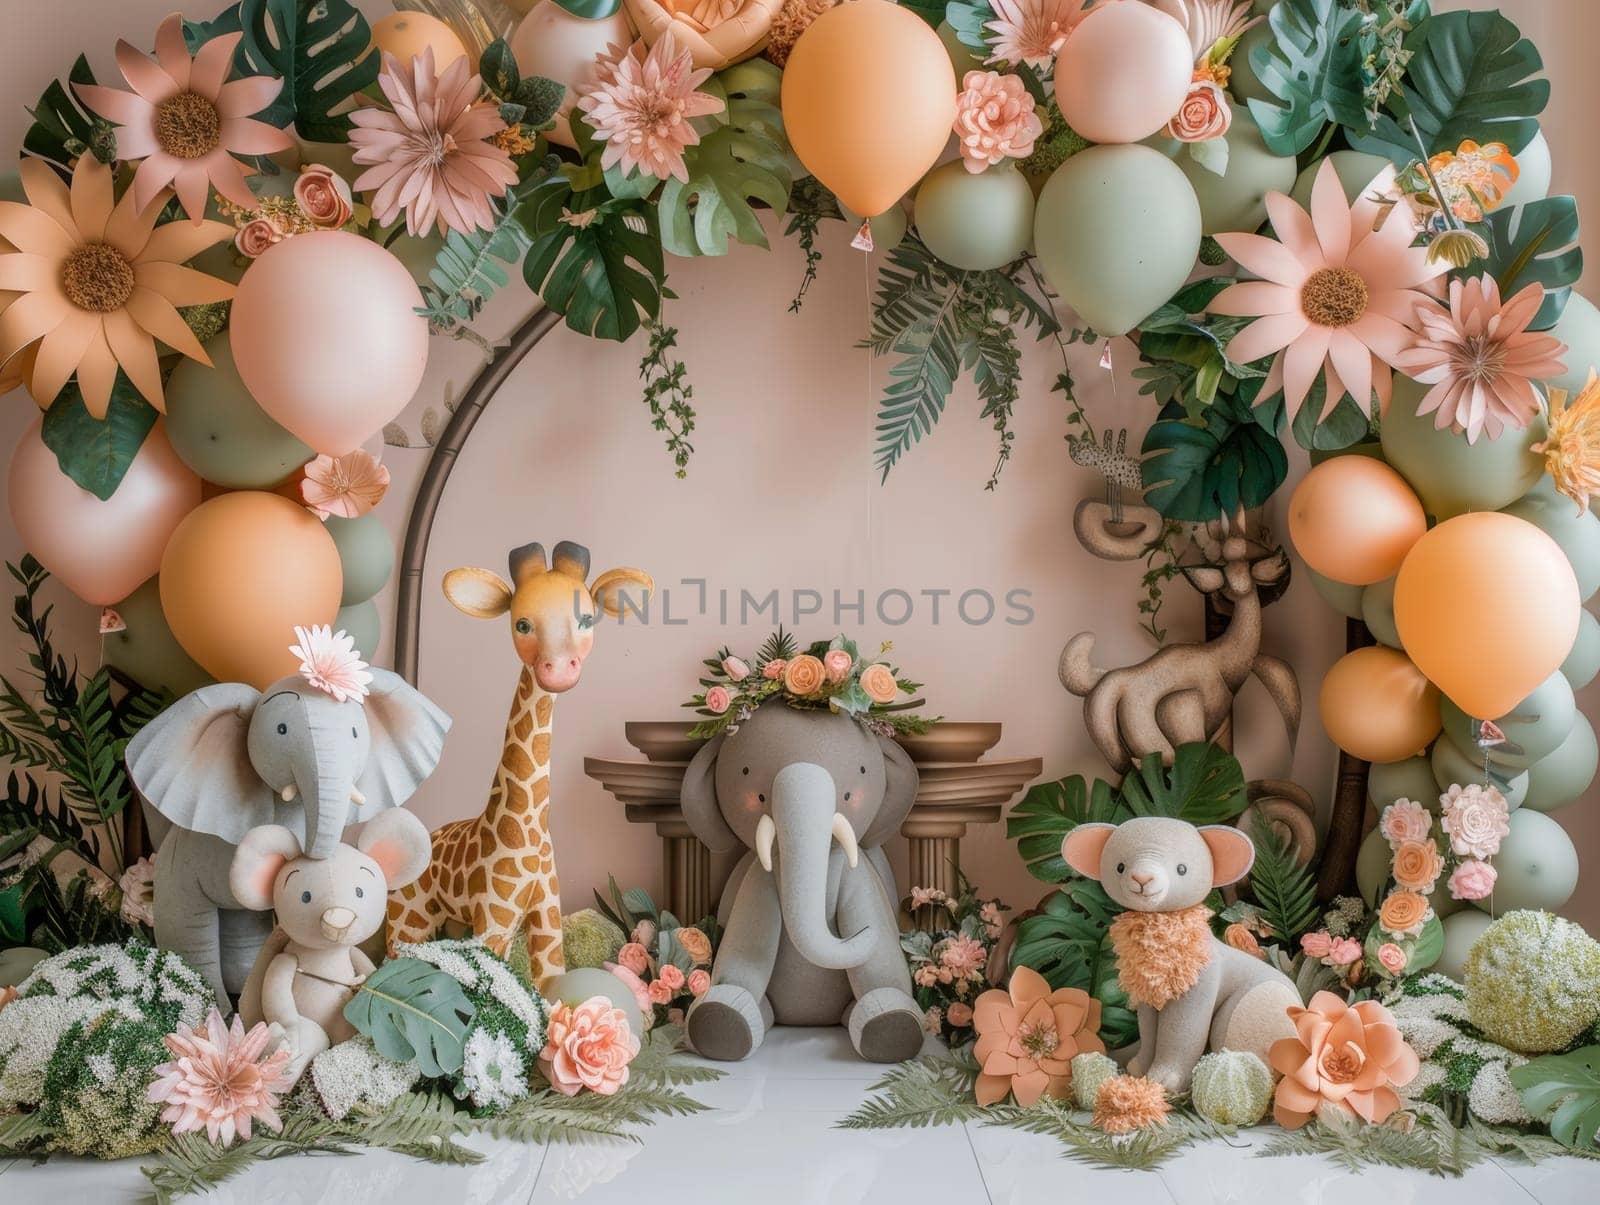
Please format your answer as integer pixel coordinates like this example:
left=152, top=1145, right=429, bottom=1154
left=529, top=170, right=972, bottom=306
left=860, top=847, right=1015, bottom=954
left=0, top=1028, right=1590, bottom=1204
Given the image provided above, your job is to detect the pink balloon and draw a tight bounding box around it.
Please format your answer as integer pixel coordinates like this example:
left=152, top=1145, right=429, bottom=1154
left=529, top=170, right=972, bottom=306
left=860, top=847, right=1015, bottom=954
left=7, top=418, right=201, bottom=606
left=1054, top=1, right=1195, bottom=144
left=229, top=231, right=430, bottom=456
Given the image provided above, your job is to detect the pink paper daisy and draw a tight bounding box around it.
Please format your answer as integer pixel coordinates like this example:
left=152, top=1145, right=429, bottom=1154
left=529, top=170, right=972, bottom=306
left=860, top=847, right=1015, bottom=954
left=290, top=624, right=373, bottom=703
left=301, top=449, right=391, bottom=520
left=985, top=0, right=1085, bottom=69
left=147, top=1008, right=292, bottom=1147
left=575, top=33, right=724, bottom=184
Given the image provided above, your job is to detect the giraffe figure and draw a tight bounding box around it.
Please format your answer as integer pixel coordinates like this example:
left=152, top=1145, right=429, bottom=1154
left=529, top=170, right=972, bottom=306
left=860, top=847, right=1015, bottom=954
left=387, top=540, right=653, bottom=991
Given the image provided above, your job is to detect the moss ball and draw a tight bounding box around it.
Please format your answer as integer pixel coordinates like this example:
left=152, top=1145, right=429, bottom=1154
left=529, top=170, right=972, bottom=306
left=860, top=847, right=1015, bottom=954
left=38, top=1012, right=168, bottom=1158
left=1070, top=1050, right=1119, bottom=1110
left=1191, top=1049, right=1273, bottom=1125
left=562, top=909, right=626, bottom=971
left=1464, top=910, right=1600, bottom=1053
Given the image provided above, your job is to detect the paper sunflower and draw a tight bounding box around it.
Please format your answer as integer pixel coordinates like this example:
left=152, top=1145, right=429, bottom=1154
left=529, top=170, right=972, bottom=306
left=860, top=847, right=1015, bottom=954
left=0, top=157, right=234, bottom=413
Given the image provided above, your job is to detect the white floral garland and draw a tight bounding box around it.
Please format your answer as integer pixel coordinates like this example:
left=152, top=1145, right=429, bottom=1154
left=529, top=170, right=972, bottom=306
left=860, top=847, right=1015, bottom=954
left=1388, top=974, right=1532, bottom=1126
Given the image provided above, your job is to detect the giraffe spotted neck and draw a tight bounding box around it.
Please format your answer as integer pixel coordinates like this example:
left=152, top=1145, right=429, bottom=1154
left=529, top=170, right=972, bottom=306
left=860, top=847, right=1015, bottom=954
left=485, top=664, right=555, bottom=831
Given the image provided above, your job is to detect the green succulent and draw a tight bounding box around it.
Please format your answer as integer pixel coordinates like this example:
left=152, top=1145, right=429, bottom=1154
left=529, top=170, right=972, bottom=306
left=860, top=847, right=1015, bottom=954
left=562, top=908, right=626, bottom=971
left=1191, top=1050, right=1274, bottom=1126
left=1070, top=1051, right=1119, bottom=1111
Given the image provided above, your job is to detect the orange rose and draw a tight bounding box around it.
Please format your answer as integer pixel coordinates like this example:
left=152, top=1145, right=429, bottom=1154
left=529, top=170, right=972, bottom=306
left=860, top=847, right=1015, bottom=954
left=859, top=663, right=899, bottom=705
left=675, top=926, right=712, bottom=965
left=1378, top=890, right=1430, bottom=938
left=783, top=654, right=826, bottom=697
left=1223, top=924, right=1261, bottom=957
left=1391, top=840, right=1442, bottom=893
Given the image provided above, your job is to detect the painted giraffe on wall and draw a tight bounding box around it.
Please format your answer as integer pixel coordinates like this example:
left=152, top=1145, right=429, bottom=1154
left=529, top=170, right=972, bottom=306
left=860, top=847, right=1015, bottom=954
left=386, top=540, right=653, bottom=991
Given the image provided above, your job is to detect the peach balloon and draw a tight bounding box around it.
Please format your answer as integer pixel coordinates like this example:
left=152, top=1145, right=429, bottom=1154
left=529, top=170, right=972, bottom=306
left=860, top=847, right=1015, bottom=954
left=230, top=232, right=429, bottom=457
left=1055, top=0, right=1194, bottom=144
left=159, top=492, right=343, bottom=688
left=509, top=0, right=636, bottom=150
left=780, top=0, right=956, bottom=218
left=7, top=418, right=200, bottom=606
left=1394, top=512, right=1581, bottom=720
left=369, top=12, right=468, bottom=69
left=1289, top=457, right=1427, bottom=586
left=1320, top=646, right=1442, bottom=764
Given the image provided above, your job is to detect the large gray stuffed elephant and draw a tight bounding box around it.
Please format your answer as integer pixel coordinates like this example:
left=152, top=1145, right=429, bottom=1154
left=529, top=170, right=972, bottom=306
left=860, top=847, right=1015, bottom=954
left=126, top=669, right=450, bottom=1002
left=680, top=702, right=923, bottom=1063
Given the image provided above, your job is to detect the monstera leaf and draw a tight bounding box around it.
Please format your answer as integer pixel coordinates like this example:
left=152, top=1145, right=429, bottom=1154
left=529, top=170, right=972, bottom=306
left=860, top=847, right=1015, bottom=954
left=1287, top=381, right=1374, bottom=452
left=517, top=177, right=666, bottom=342
left=1511, top=1045, right=1600, bottom=1151
left=23, top=54, right=116, bottom=172
left=1246, top=0, right=1370, bottom=156
left=477, top=38, right=563, bottom=131
left=1477, top=196, right=1583, bottom=331
left=944, top=1, right=995, bottom=56
left=1141, top=382, right=1288, bottom=521
left=1007, top=775, right=1123, bottom=884
left=344, top=958, right=475, bottom=1077
left=1118, top=743, right=1249, bottom=825
left=1008, top=880, right=1136, bottom=1049
left=658, top=66, right=792, bottom=257
left=40, top=374, right=158, bottom=501
left=1349, top=10, right=1548, bottom=164
left=184, top=0, right=377, bottom=141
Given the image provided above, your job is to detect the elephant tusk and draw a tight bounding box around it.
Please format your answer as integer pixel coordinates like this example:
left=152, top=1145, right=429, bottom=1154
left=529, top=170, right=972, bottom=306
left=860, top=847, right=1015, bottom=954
left=755, top=814, right=776, bottom=873
left=349, top=786, right=366, bottom=806
left=831, top=812, right=859, bottom=869
left=280, top=784, right=297, bottom=803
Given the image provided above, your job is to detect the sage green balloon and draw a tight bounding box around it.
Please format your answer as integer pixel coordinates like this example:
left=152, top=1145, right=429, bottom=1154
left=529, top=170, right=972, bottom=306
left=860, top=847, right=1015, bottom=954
left=1227, top=8, right=1278, bottom=106
left=549, top=967, right=644, bottom=1039
left=103, top=577, right=213, bottom=697
left=1441, top=671, right=1576, bottom=772
left=1307, top=567, right=1365, bottom=619
left=1033, top=144, right=1201, bottom=336
left=936, top=20, right=984, bottom=79
left=1432, top=736, right=1528, bottom=810
left=1499, top=129, right=1553, bottom=210
left=1523, top=713, right=1597, bottom=813
left=166, top=337, right=313, bottom=488
left=1380, top=374, right=1546, bottom=518
left=1355, top=827, right=1464, bottom=919
left=1360, top=576, right=1401, bottom=648
left=914, top=161, right=1034, bottom=271
left=1501, top=476, right=1600, bottom=601
left=1561, top=608, right=1600, bottom=689
left=1545, top=292, right=1600, bottom=398
left=1368, top=755, right=1439, bottom=811
left=1473, top=809, right=1578, bottom=913
left=840, top=200, right=908, bottom=253
left=1175, top=110, right=1296, bottom=235
left=1289, top=150, right=1393, bottom=210
left=337, top=600, right=381, bottom=662
left=1436, top=911, right=1495, bottom=981
left=326, top=514, right=394, bottom=606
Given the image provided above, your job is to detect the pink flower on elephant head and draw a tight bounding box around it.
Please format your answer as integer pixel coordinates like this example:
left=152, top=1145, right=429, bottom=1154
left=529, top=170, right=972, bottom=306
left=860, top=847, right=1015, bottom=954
left=704, top=685, right=731, bottom=715
left=859, top=663, right=900, bottom=705
left=823, top=649, right=854, bottom=683
left=540, top=998, right=640, bottom=1097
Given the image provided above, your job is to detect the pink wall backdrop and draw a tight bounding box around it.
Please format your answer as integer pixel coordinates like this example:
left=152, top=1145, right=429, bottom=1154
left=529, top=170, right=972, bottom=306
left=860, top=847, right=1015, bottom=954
left=2, top=0, right=1596, bottom=929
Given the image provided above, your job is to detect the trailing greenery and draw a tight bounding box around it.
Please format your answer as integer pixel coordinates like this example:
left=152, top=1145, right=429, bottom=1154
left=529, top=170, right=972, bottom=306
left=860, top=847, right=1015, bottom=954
left=638, top=320, right=697, bottom=478
left=782, top=176, right=842, bottom=312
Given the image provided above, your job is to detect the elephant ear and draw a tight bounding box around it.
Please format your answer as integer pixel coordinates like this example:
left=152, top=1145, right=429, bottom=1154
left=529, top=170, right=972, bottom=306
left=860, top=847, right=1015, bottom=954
left=679, top=732, right=739, bottom=852
left=125, top=682, right=274, bottom=843
left=862, top=734, right=919, bottom=849
left=353, top=669, right=452, bottom=819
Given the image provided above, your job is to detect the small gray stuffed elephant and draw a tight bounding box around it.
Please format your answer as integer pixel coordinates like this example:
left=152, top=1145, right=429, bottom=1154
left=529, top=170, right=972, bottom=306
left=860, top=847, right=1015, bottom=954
left=230, top=808, right=433, bottom=1085
left=680, top=702, right=924, bottom=1063
left=126, top=665, right=450, bottom=1003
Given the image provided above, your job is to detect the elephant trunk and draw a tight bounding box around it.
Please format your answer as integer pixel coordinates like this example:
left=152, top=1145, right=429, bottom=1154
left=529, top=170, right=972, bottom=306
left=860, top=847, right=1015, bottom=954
left=771, top=763, right=872, bottom=971
left=300, top=729, right=360, bottom=859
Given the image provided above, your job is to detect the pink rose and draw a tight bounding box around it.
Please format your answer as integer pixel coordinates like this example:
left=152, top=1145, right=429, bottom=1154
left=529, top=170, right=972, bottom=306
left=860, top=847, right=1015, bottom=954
left=823, top=649, right=854, bottom=683
left=294, top=163, right=353, bottom=228
left=946, top=1001, right=974, bottom=1027
left=1324, top=937, right=1364, bottom=966
left=603, top=962, right=655, bottom=1029
left=617, top=942, right=650, bottom=976
left=1166, top=79, right=1232, bottom=142
left=235, top=216, right=284, bottom=258
left=540, top=998, right=640, bottom=1097
left=953, top=69, right=1043, bottom=173
left=705, top=685, right=731, bottom=715
left=1448, top=858, right=1498, bottom=901
left=762, top=658, right=787, bottom=680
left=859, top=663, right=899, bottom=705
left=722, top=656, right=750, bottom=681
left=647, top=978, right=673, bottom=1005
left=1377, top=943, right=1408, bottom=975
left=657, top=963, right=685, bottom=992
left=687, top=969, right=710, bottom=997
left=1380, top=799, right=1433, bottom=850
left=1440, top=784, right=1511, bottom=860
left=1299, top=931, right=1333, bottom=958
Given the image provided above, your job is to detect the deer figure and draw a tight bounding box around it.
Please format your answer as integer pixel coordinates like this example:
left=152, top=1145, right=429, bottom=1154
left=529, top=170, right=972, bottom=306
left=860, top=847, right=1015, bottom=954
left=1068, top=428, right=1164, bottom=561
left=1059, top=513, right=1299, bottom=773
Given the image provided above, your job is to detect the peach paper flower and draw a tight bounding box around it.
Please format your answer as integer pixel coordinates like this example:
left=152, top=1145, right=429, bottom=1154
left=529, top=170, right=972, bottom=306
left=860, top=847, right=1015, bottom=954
left=540, top=997, right=640, bottom=1097
left=301, top=450, right=390, bottom=520
left=1394, top=276, right=1568, bottom=443
left=1391, top=840, right=1442, bottom=894
left=823, top=648, right=854, bottom=682
left=1379, top=798, right=1432, bottom=849
left=350, top=49, right=518, bottom=236
left=294, top=164, right=353, bottom=229
left=657, top=963, right=685, bottom=992
left=859, top=663, right=899, bottom=705
left=576, top=33, right=725, bottom=184
left=953, top=71, right=1043, bottom=173
left=1378, top=890, right=1430, bottom=939
left=0, top=156, right=233, bottom=414
left=1448, top=858, right=1497, bottom=901
left=1534, top=370, right=1600, bottom=513
left=1224, top=923, right=1261, bottom=956
left=1167, top=79, right=1231, bottom=142
left=1439, top=783, right=1510, bottom=859
left=290, top=625, right=372, bottom=704
left=147, top=1007, right=292, bottom=1146
left=1210, top=157, right=1446, bottom=421
left=782, top=654, right=827, bottom=697
left=234, top=216, right=284, bottom=259
left=972, top=965, right=1104, bottom=1106
left=940, top=934, right=988, bottom=979
left=984, top=0, right=1083, bottom=69
left=74, top=12, right=293, bottom=223
left=1270, top=991, right=1419, bottom=1128
left=647, top=978, right=672, bottom=1005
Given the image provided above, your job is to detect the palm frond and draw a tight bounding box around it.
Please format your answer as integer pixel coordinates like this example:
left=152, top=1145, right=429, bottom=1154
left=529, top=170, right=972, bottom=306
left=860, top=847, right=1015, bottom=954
left=987, top=1101, right=1234, bottom=1170
left=1245, top=813, right=1321, bottom=943
left=1254, top=1103, right=1478, bottom=1176
left=837, top=1053, right=985, bottom=1130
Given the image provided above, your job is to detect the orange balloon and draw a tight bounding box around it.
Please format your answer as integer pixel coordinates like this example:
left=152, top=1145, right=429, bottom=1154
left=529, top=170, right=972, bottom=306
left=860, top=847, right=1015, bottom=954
left=780, top=0, right=956, bottom=218
left=369, top=12, right=468, bottom=69
left=1289, top=456, right=1426, bottom=585
left=1320, top=646, right=1442, bottom=763
left=159, top=492, right=343, bottom=688
left=1394, top=512, right=1581, bottom=719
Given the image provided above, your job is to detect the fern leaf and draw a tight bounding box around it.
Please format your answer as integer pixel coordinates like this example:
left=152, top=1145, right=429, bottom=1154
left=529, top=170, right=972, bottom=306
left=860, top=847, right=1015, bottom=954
left=1245, top=814, right=1320, bottom=943
left=416, top=203, right=534, bottom=336
left=837, top=1054, right=984, bottom=1130
left=987, top=1101, right=1229, bottom=1170
left=873, top=316, right=962, bottom=481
